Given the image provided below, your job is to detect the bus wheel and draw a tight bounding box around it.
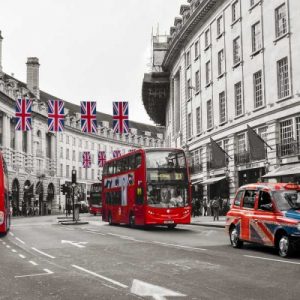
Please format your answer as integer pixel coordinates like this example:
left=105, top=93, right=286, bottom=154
left=94, top=213, right=96, bottom=216
left=168, top=224, right=177, bottom=229
left=108, top=213, right=113, bottom=225
left=129, top=213, right=135, bottom=228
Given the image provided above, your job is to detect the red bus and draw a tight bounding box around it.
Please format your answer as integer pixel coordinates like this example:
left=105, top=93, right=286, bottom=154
left=0, top=152, right=10, bottom=235
left=89, top=182, right=102, bottom=216
left=102, top=148, right=191, bottom=228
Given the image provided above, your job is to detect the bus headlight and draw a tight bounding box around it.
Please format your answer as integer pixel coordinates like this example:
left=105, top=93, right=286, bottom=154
left=0, top=211, right=4, bottom=225
left=148, top=210, right=154, bottom=215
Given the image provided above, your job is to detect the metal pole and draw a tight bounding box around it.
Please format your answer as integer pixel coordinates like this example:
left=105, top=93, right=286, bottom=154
left=72, top=186, right=75, bottom=222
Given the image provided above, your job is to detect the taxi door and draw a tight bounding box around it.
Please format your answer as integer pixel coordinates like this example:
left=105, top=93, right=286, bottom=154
left=240, top=189, right=257, bottom=242
left=253, top=190, right=276, bottom=246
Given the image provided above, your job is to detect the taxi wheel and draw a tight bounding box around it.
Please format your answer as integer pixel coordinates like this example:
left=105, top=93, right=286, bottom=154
left=278, top=234, right=293, bottom=258
left=230, top=226, right=243, bottom=249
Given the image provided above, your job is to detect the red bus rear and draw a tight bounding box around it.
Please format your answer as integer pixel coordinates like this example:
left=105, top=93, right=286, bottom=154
left=102, top=148, right=191, bottom=228
left=0, top=152, right=10, bottom=235
left=89, top=182, right=102, bottom=216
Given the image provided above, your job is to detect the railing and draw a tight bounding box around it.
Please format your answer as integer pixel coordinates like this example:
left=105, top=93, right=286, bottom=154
left=277, top=141, right=300, bottom=157
left=234, top=151, right=251, bottom=165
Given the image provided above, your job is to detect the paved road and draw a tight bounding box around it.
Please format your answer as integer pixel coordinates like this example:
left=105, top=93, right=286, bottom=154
left=0, top=215, right=299, bottom=300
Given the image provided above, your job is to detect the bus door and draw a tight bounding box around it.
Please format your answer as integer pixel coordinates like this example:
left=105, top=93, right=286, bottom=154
left=133, top=180, right=145, bottom=225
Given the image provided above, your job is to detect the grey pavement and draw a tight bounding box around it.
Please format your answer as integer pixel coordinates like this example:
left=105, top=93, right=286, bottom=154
left=191, top=215, right=226, bottom=228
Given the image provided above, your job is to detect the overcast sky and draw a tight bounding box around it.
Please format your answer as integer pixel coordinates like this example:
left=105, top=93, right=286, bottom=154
left=0, top=0, right=185, bottom=125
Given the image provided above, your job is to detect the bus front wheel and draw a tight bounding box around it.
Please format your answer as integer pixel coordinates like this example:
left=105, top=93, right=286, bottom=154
left=108, top=213, right=113, bottom=225
left=129, top=213, right=135, bottom=228
left=168, top=224, right=177, bottom=229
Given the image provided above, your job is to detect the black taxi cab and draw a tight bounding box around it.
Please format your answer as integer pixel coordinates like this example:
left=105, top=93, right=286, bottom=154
left=226, top=183, right=300, bottom=257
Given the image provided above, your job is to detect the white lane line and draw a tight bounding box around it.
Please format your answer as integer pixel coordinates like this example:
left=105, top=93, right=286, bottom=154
left=31, top=247, right=55, bottom=259
left=19, top=254, right=26, bottom=259
left=29, top=260, right=38, bottom=266
left=9, top=232, right=14, bottom=236
left=85, top=230, right=106, bottom=236
left=12, top=249, right=17, bottom=253
left=6, top=245, right=11, bottom=249
left=15, top=269, right=54, bottom=278
left=244, top=255, right=300, bottom=265
left=15, top=237, right=25, bottom=244
left=151, top=241, right=207, bottom=251
left=2, top=241, right=6, bottom=245
left=72, top=265, right=128, bottom=289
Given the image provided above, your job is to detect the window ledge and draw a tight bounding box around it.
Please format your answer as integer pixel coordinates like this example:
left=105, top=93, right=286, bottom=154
left=206, top=127, right=214, bottom=132
left=204, top=44, right=211, bottom=51
left=216, top=32, right=224, bottom=40
left=194, top=56, right=199, bottom=62
left=249, top=1, right=262, bottom=13
left=187, top=137, right=193, bottom=142
left=217, top=72, right=226, bottom=80
left=276, top=94, right=292, bottom=103
left=232, top=61, right=242, bottom=69
left=205, top=81, right=213, bottom=88
left=195, top=90, right=200, bottom=96
left=273, top=32, right=290, bottom=45
left=231, top=17, right=241, bottom=28
left=186, top=64, right=191, bottom=70
left=196, top=133, right=202, bottom=137
left=234, top=113, right=245, bottom=120
left=253, top=105, right=266, bottom=112
left=219, top=121, right=227, bottom=126
left=250, top=48, right=264, bottom=58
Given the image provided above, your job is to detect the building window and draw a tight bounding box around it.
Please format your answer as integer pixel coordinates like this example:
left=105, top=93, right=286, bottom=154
left=233, top=36, right=241, bottom=65
left=66, top=135, right=69, bottom=144
left=79, top=139, right=82, bottom=148
left=196, top=106, right=201, bottom=134
left=219, top=92, right=226, bottom=124
left=60, top=133, right=63, bottom=142
left=218, top=49, right=224, bottom=76
left=66, top=148, right=70, bottom=160
left=195, top=71, right=200, bottom=92
left=237, top=133, right=246, bottom=153
left=73, top=137, right=76, bottom=146
left=186, top=51, right=191, bottom=67
left=0, top=114, right=3, bottom=146
left=252, top=22, right=262, bottom=53
left=277, top=57, right=290, bottom=99
left=187, top=79, right=192, bottom=99
left=92, top=169, right=95, bottom=180
left=235, top=82, right=243, bottom=116
left=22, top=131, right=28, bottom=153
left=280, top=119, right=293, bottom=156
left=78, top=151, right=81, bottom=162
left=232, top=1, right=240, bottom=23
left=205, top=61, right=211, bottom=85
left=66, top=165, right=70, bottom=178
left=253, top=70, right=263, bottom=108
left=217, top=15, right=223, bottom=36
left=72, top=150, right=75, bottom=161
left=194, top=41, right=199, bottom=59
left=296, top=117, right=300, bottom=146
left=207, top=100, right=213, bottom=129
left=60, top=163, right=63, bottom=177
left=60, top=147, right=63, bottom=159
left=205, top=29, right=210, bottom=48
left=10, top=119, right=15, bottom=149
left=79, top=167, right=82, bottom=179
left=187, top=113, right=192, bottom=139
left=275, top=3, right=287, bottom=38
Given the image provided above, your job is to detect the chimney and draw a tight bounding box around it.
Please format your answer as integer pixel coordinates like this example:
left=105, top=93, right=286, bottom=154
left=0, top=31, right=3, bottom=73
left=26, top=57, right=40, bottom=99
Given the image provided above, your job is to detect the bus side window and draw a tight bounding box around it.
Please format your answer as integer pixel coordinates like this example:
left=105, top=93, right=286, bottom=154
left=135, top=154, right=142, bottom=169
left=128, top=155, right=135, bottom=170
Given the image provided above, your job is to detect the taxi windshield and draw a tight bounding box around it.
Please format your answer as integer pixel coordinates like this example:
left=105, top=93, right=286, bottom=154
left=272, top=190, right=300, bottom=211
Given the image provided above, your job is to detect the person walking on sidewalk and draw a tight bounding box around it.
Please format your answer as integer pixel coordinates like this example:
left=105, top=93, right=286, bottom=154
left=212, top=197, right=220, bottom=221
left=203, top=197, right=208, bottom=216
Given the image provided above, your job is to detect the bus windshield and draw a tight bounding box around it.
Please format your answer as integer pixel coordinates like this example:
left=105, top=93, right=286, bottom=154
left=146, top=150, right=189, bottom=208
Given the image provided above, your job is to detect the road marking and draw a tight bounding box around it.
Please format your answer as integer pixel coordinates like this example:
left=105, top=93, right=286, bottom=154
left=9, top=232, right=14, bottom=236
left=6, top=245, right=11, bottom=248
left=72, top=265, right=128, bottom=289
left=12, top=249, right=17, bottom=253
left=131, top=279, right=186, bottom=300
left=61, top=240, right=88, bottom=248
left=2, top=241, right=6, bottom=245
left=19, top=254, right=26, bottom=259
left=15, top=269, right=53, bottom=278
left=151, top=241, right=207, bottom=251
left=29, top=260, right=38, bottom=266
left=85, top=229, right=106, bottom=236
left=31, top=247, right=56, bottom=259
left=244, top=255, right=300, bottom=265
left=15, top=237, right=25, bottom=244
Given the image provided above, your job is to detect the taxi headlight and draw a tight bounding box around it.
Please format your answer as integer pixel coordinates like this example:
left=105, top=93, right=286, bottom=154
left=0, top=211, right=4, bottom=225
left=297, top=223, right=300, bottom=231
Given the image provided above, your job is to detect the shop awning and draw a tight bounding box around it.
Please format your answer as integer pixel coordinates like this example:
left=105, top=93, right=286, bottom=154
left=191, top=180, right=202, bottom=185
left=202, top=176, right=226, bottom=185
left=262, top=164, right=300, bottom=178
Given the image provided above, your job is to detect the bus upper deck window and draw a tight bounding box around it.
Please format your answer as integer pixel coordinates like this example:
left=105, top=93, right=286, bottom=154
left=135, top=154, right=142, bottom=168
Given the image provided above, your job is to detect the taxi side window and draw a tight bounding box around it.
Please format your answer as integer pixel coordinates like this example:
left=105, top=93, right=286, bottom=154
left=234, top=190, right=244, bottom=206
left=258, top=191, right=272, bottom=210
left=242, top=190, right=257, bottom=209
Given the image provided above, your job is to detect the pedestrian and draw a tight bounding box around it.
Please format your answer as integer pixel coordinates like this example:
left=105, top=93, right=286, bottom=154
left=203, top=197, right=208, bottom=216
left=212, top=196, right=220, bottom=221
left=195, top=198, right=200, bottom=216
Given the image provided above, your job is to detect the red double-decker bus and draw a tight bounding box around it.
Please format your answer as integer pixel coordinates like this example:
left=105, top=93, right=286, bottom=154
left=89, top=182, right=102, bottom=216
left=0, top=152, right=10, bottom=235
left=102, top=148, right=191, bottom=228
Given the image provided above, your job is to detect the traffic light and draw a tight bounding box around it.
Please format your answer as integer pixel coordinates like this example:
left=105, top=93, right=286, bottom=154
left=72, top=170, right=77, bottom=184
left=60, top=184, right=65, bottom=194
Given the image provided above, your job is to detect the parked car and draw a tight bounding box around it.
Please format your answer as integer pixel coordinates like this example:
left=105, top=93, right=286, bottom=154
left=226, top=183, right=300, bottom=257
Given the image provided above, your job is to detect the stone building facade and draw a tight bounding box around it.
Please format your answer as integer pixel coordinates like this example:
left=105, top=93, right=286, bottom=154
left=0, top=31, right=164, bottom=215
left=142, top=0, right=300, bottom=201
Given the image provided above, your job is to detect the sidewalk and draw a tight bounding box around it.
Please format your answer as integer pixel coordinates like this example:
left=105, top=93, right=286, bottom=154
left=191, top=215, right=226, bottom=228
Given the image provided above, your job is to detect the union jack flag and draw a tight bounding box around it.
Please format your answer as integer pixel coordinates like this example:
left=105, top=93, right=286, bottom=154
left=113, top=101, right=129, bottom=134
left=98, top=151, right=106, bottom=167
left=82, top=151, right=91, bottom=168
left=81, top=101, right=97, bottom=133
left=113, top=150, right=121, bottom=158
left=15, top=98, right=32, bottom=131
left=48, top=100, right=64, bottom=132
